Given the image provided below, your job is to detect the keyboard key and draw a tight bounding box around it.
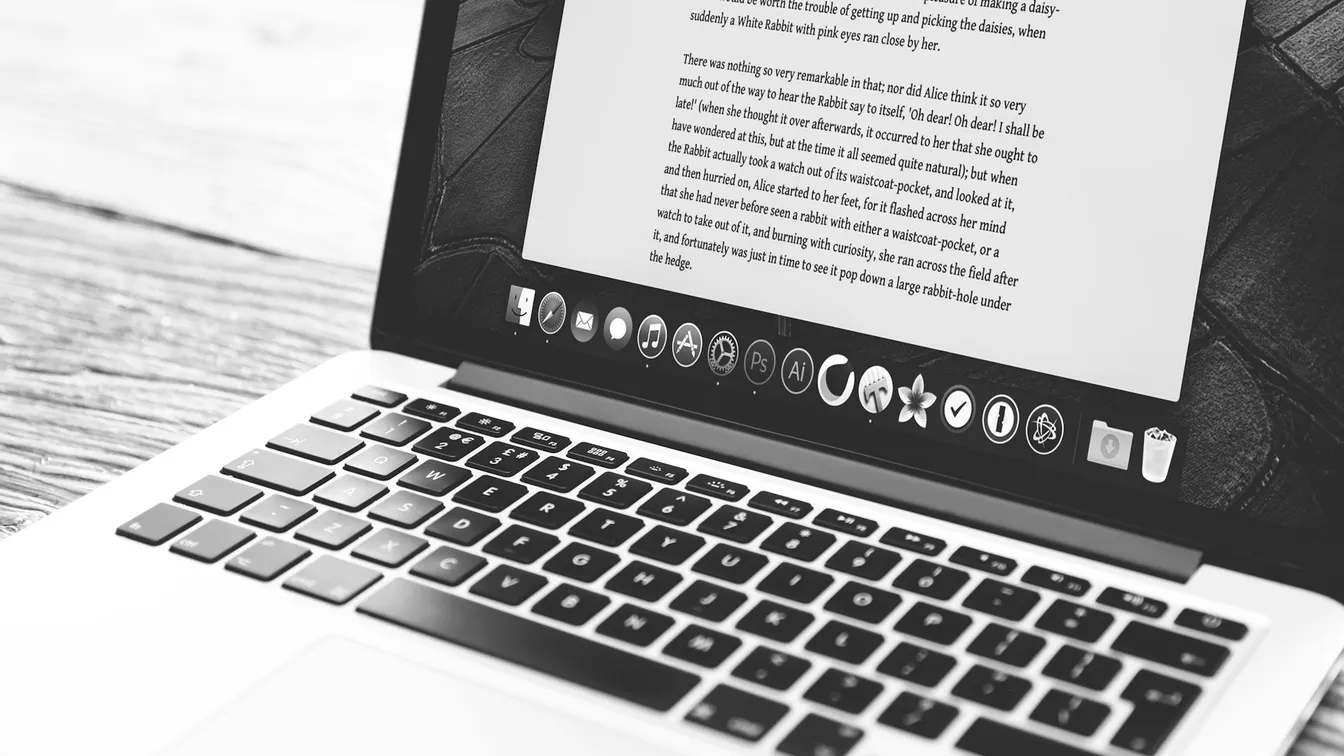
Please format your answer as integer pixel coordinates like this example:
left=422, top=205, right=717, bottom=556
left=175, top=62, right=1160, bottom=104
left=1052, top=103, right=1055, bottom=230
left=532, top=584, right=609, bottom=626
left=424, top=507, right=500, bottom=546
left=693, top=543, right=768, bottom=584
left=957, top=718, right=1094, bottom=756
left=1098, top=588, right=1169, bottom=619
left=568, top=509, right=644, bottom=546
left=170, top=520, right=256, bottom=563
left=343, top=445, right=417, bottom=481
left=521, top=456, right=595, bottom=492
left=826, top=541, right=901, bottom=581
left=285, top=555, right=383, bottom=605
left=637, top=488, right=712, bottom=525
left=962, top=579, right=1041, bottom=621
left=663, top=625, right=741, bottom=668
left=368, top=490, right=444, bottom=529
left=452, top=475, right=526, bottom=512
left=761, top=523, right=836, bottom=562
left=685, top=684, right=788, bottom=743
left=1021, top=565, right=1091, bottom=597
left=686, top=473, right=748, bottom=501
left=876, top=642, right=957, bottom=687
left=457, top=412, right=514, bottom=437
left=352, top=528, right=428, bottom=567
left=240, top=495, right=316, bottom=532
left=806, top=620, right=884, bottom=665
left=597, top=604, right=675, bottom=647
left=748, top=491, right=813, bottom=519
left=295, top=511, right=372, bottom=550
left=825, top=582, right=902, bottom=624
left=878, top=693, right=959, bottom=739
left=671, top=580, right=747, bottom=622
left=630, top=525, right=706, bottom=565
left=813, top=508, right=877, bottom=537
left=510, top=426, right=570, bottom=453
left=467, top=442, right=540, bottom=477
left=758, top=563, right=834, bottom=604
left=895, top=602, right=973, bottom=646
left=267, top=423, right=364, bottom=464
left=483, top=525, right=559, bottom=564
left=950, top=546, right=1017, bottom=576
left=314, top=475, right=387, bottom=511
left=625, top=457, right=687, bottom=484
left=698, top=505, right=773, bottom=543
left=967, top=624, right=1046, bottom=668
left=952, top=665, right=1031, bottom=711
left=738, top=600, right=814, bottom=642
left=607, top=560, right=682, bottom=601
left=893, top=559, right=970, bottom=600
left=778, top=714, right=864, bottom=756
left=224, top=449, right=334, bottom=496
left=409, top=545, right=487, bottom=587
left=117, top=503, right=201, bottom=545
left=398, top=460, right=470, bottom=496
left=1031, top=689, right=1111, bottom=737
left=352, top=385, right=406, bottom=407
left=1112, top=670, right=1200, bottom=755
left=403, top=398, right=458, bottom=422
left=225, top=537, right=310, bottom=581
left=1042, top=646, right=1123, bottom=691
left=470, top=565, right=548, bottom=606
left=542, top=542, right=620, bottom=583
left=510, top=492, right=586, bottom=529
left=804, top=669, right=883, bottom=714
left=1036, top=600, right=1115, bottom=643
left=578, top=472, right=652, bottom=509
left=880, top=526, right=946, bottom=556
left=1175, top=609, right=1248, bottom=641
left=568, top=442, right=628, bottom=468
left=311, top=398, right=378, bottom=431
left=732, top=647, right=810, bottom=690
left=413, top=427, right=486, bottom=462
left=361, top=413, right=432, bottom=447
left=174, top=475, right=264, bottom=516
left=1111, top=622, right=1229, bottom=677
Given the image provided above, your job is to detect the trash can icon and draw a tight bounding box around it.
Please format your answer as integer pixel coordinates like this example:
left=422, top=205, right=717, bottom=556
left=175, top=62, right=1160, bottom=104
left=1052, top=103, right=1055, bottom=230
left=1142, top=428, right=1178, bottom=484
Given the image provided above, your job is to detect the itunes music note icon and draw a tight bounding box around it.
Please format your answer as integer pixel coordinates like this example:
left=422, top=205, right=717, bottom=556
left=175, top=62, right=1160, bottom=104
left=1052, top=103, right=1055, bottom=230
left=638, top=315, right=667, bottom=359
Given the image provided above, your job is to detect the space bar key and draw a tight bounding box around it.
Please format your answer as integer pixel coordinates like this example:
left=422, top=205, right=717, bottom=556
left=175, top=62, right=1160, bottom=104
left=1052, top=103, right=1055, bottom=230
left=357, top=577, right=701, bottom=712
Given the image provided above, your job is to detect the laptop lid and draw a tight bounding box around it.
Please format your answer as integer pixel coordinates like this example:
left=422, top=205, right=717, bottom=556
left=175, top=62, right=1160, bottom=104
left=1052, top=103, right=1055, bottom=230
left=373, top=1, right=1343, bottom=593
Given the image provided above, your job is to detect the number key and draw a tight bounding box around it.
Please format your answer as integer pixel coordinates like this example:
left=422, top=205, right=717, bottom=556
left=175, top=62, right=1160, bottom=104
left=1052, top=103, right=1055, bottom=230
left=761, top=522, right=836, bottom=562
left=360, top=413, right=432, bottom=447
left=467, top=442, right=540, bottom=477
left=413, top=427, right=486, bottom=462
left=521, top=456, right=595, bottom=492
left=893, top=559, right=970, bottom=600
left=826, top=541, right=901, bottom=581
left=637, top=488, right=712, bottom=525
left=578, top=472, right=652, bottom=509
left=698, top=505, right=773, bottom=543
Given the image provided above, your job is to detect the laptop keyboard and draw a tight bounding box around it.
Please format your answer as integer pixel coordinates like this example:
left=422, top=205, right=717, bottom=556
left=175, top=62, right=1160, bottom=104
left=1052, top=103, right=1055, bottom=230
left=115, top=385, right=1252, bottom=755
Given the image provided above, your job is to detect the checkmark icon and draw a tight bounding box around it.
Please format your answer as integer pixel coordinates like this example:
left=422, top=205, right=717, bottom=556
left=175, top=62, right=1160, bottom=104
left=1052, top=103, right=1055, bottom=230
left=951, top=401, right=967, bottom=417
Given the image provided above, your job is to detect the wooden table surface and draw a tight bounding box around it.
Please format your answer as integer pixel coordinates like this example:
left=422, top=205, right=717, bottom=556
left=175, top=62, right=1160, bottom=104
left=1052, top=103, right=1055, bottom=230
left=2, top=1, right=1342, bottom=753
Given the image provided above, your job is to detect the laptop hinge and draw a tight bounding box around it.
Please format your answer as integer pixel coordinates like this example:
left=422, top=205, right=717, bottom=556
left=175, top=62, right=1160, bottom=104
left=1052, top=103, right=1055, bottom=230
left=447, top=362, right=1202, bottom=583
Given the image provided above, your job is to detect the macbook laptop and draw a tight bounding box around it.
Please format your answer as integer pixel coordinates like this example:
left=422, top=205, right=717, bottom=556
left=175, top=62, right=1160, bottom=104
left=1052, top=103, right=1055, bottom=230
left=3, top=1, right=1343, bottom=754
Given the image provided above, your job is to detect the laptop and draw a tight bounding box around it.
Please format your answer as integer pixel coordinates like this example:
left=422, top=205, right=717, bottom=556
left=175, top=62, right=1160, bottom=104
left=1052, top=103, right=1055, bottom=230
left=4, top=1, right=1342, bottom=754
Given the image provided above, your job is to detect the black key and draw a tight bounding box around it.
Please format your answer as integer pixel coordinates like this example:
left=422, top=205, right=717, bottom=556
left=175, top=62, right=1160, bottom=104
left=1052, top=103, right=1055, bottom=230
left=267, top=423, right=364, bottom=464
left=1042, top=646, right=1123, bottom=691
left=877, top=642, right=957, bottom=687
left=952, top=665, right=1032, bottom=711
left=685, top=684, right=788, bottom=743
left=963, top=579, right=1041, bottom=621
left=285, top=555, right=383, bottom=604
left=804, top=669, right=883, bottom=714
left=825, top=581, right=902, bottom=624
left=1031, top=689, right=1111, bottom=737
left=520, top=456, right=594, bottom=492
left=813, top=508, right=878, bottom=538
left=758, top=563, right=834, bottom=604
left=597, top=604, right=675, bottom=647
left=1112, top=670, right=1201, bottom=755
left=173, top=475, right=263, bottom=516
left=467, top=442, right=540, bottom=477
left=117, top=503, right=201, bottom=546
left=806, top=620, right=884, bottom=664
left=352, top=385, right=406, bottom=407
left=510, top=426, right=570, bottom=453
left=1112, top=622, right=1229, bottom=677
left=826, top=541, right=902, bottom=581
left=630, top=525, right=706, bottom=565
left=457, top=412, right=514, bottom=438
left=1176, top=609, right=1249, bottom=641
left=663, top=625, right=741, bottom=668
left=314, top=475, right=387, bottom=512
left=895, top=602, right=973, bottom=646
left=950, top=546, right=1017, bottom=576
left=424, top=507, right=500, bottom=545
left=413, top=427, right=486, bottom=462
left=352, top=528, right=429, bottom=567
left=452, top=475, right=527, bottom=513
left=368, top=490, right=444, bottom=529
left=1022, top=565, right=1091, bottom=597
left=625, top=457, right=687, bottom=484
left=311, top=398, right=378, bottom=431
left=361, top=413, right=432, bottom=447
left=240, top=495, right=316, bottom=532
left=295, top=511, right=372, bottom=550
left=607, top=560, right=682, bottom=601
left=532, top=584, right=610, bottom=626
left=748, top=491, right=812, bottom=519
left=878, top=693, right=959, bottom=739
left=893, top=559, right=970, bottom=600
left=170, top=520, right=256, bottom=563
left=686, top=473, right=748, bottom=501
left=510, top=492, right=586, bottom=529
left=637, top=488, right=712, bottom=526
left=470, top=565, right=548, bottom=606
left=761, top=522, right=836, bottom=562
left=403, top=398, right=459, bottom=423
left=732, top=647, right=810, bottom=690
left=778, top=715, right=864, bottom=756
left=1098, top=588, right=1169, bottom=619
left=483, top=525, right=559, bottom=564
left=398, top=460, right=470, bottom=496
left=542, top=542, right=620, bottom=583
left=223, top=449, right=334, bottom=496
left=409, top=545, right=487, bottom=587
left=880, top=526, right=946, bottom=556
left=343, top=445, right=417, bottom=481
left=737, top=600, right=814, bottom=642
left=568, top=442, right=628, bottom=469
left=697, top=505, right=773, bottom=543
left=670, top=580, right=748, bottom=622
left=568, top=509, right=644, bottom=547
left=225, top=537, right=310, bottom=581
left=578, top=472, right=652, bottom=509
left=359, top=578, right=700, bottom=711
left=957, top=718, right=1095, bottom=756
left=692, top=543, right=768, bottom=584
left=967, top=624, right=1047, bottom=668
left=1036, top=600, right=1115, bottom=643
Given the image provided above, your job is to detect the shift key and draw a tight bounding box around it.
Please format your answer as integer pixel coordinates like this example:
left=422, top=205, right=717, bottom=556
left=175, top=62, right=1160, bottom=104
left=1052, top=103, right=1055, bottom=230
left=224, top=449, right=334, bottom=496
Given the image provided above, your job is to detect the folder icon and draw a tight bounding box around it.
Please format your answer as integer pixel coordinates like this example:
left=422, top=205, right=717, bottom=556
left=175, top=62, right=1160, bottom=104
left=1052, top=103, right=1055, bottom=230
left=1087, top=420, right=1133, bottom=471
left=575, top=311, right=595, bottom=331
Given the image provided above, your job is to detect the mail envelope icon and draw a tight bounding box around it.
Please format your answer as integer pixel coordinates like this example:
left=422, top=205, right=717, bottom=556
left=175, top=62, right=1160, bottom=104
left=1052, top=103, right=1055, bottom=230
left=1087, top=420, right=1134, bottom=471
left=575, top=311, right=595, bottom=332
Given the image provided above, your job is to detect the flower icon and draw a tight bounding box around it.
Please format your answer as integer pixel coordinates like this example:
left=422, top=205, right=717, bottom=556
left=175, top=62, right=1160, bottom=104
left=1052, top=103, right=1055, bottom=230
left=899, top=374, right=938, bottom=428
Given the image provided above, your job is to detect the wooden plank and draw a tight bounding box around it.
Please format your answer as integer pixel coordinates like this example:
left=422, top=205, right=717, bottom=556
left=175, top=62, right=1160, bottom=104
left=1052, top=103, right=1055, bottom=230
left=1282, top=1, right=1344, bottom=88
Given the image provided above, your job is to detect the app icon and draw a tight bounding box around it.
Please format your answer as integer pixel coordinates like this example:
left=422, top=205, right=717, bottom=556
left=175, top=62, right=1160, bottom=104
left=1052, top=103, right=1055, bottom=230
left=672, top=323, right=703, bottom=368
left=707, top=332, right=739, bottom=377
left=604, top=307, right=633, bottom=351
left=537, top=292, right=566, bottom=335
left=637, top=315, right=667, bottom=359
left=858, top=366, right=893, bottom=415
left=1142, top=428, right=1178, bottom=484
left=743, top=340, right=777, bottom=386
left=817, top=355, right=855, bottom=407
left=1025, top=404, right=1065, bottom=456
left=898, top=374, right=937, bottom=427
left=571, top=300, right=598, bottom=343
left=941, top=385, right=975, bottom=433
left=1087, top=420, right=1133, bottom=470
left=505, top=286, right=535, bottom=327
left=982, top=394, right=1019, bottom=445
left=781, top=348, right=814, bottom=395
